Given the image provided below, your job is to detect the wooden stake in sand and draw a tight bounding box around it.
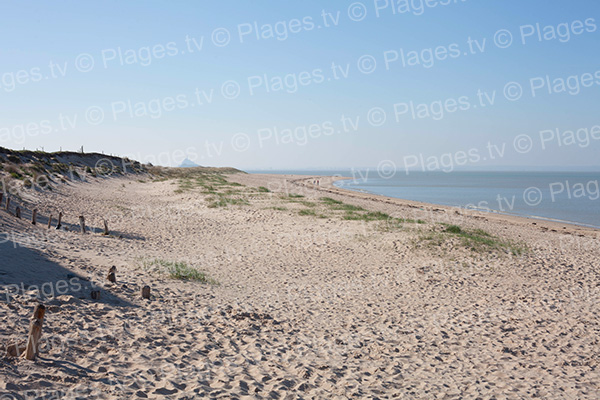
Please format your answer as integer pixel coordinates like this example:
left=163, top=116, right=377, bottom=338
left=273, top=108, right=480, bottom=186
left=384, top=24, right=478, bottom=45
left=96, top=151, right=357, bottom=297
left=141, top=285, right=151, bottom=299
left=23, top=304, right=46, bottom=361
left=5, top=196, right=9, bottom=211
left=103, top=219, right=109, bottom=236
left=15, top=206, right=21, bottom=219
left=79, top=215, right=86, bottom=234
left=0, top=193, right=3, bottom=209
left=47, top=214, right=53, bottom=229
left=32, top=209, right=37, bottom=225
left=56, top=212, right=62, bottom=230
left=91, top=290, right=101, bottom=300
left=107, top=266, right=116, bottom=283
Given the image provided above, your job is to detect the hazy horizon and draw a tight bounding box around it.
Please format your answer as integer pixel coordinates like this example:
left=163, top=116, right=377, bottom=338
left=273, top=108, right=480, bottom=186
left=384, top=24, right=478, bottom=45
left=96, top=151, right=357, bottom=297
left=3, top=146, right=600, bottom=172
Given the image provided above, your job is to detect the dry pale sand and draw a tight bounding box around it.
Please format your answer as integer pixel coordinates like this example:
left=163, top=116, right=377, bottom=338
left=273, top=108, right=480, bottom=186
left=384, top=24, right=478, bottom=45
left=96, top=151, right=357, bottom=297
left=1, top=172, right=599, bottom=399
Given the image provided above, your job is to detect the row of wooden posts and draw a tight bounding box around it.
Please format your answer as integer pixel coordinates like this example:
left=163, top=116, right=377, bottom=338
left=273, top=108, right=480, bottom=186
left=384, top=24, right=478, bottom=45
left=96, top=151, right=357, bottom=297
left=0, top=192, right=109, bottom=235
left=2, top=192, right=49, bottom=360
left=1, top=193, right=155, bottom=361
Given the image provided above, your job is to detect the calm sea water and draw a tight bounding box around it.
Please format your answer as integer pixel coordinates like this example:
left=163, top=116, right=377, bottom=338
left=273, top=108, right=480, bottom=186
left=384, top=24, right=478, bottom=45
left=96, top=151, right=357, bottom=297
left=248, top=170, right=600, bottom=228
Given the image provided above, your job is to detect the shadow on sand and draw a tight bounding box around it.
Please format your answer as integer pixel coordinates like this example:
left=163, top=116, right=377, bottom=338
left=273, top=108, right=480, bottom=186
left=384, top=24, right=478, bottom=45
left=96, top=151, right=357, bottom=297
left=0, top=238, right=136, bottom=308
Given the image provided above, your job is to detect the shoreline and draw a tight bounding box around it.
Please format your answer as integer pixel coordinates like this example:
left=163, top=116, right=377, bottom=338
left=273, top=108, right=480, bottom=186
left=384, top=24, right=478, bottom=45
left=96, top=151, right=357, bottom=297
left=268, top=174, right=599, bottom=237
left=330, top=176, right=600, bottom=232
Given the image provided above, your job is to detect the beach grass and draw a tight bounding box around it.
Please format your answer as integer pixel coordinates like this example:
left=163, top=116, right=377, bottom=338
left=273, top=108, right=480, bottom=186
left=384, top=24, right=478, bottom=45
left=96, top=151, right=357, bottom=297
left=420, top=224, right=528, bottom=256
left=320, top=197, right=363, bottom=210
left=175, top=173, right=237, bottom=193
left=343, top=210, right=389, bottom=221
left=206, top=194, right=249, bottom=208
left=320, top=197, right=343, bottom=205
left=171, top=174, right=256, bottom=208
left=444, top=225, right=463, bottom=234
left=299, top=209, right=316, bottom=216
left=140, top=259, right=218, bottom=283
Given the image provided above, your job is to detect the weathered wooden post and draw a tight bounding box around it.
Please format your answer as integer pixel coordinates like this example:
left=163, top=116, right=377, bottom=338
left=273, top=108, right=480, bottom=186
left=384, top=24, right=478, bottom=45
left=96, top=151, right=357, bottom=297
left=0, top=193, right=3, bottom=208
left=56, top=212, right=62, bottom=229
left=141, top=285, right=151, bottom=299
left=107, top=266, right=116, bottom=283
left=47, top=214, right=53, bottom=229
left=91, top=290, right=101, bottom=300
left=31, top=209, right=37, bottom=225
left=15, top=206, right=21, bottom=219
left=23, top=304, right=46, bottom=360
left=79, top=216, right=86, bottom=234
left=6, top=197, right=10, bottom=211
left=103, top=219, right=109, bottom=236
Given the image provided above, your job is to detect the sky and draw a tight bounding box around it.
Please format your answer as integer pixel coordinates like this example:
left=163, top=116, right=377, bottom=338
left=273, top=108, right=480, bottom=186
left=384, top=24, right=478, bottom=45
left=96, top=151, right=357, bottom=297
left=1, top=1, right=599, bottom=170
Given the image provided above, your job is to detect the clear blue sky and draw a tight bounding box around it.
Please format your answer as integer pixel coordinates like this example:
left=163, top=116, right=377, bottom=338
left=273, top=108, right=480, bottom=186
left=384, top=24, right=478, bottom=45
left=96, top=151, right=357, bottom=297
left=1, top=1, right=599, bottom=170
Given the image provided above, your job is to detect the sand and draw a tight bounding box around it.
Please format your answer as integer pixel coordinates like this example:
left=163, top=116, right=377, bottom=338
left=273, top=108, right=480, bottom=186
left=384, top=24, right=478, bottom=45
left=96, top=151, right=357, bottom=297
left=1, top=172, right=599, bottom=399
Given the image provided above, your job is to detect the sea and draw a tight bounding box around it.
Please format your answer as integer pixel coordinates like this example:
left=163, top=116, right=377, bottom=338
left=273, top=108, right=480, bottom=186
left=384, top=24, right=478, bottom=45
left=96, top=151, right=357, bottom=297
left=247, top=170, right=600, bottom=229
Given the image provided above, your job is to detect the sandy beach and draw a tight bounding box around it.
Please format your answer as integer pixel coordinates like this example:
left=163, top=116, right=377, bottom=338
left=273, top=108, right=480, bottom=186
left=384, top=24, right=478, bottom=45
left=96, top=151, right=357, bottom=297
left=1, top=171, right=599, bottom=399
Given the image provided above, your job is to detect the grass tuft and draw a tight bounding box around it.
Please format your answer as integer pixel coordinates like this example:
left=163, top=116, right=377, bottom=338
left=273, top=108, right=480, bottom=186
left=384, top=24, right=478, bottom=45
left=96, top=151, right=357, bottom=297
left=320, top=197, right=343, bottom=205
left=320, top=197, right=364, bottom=212
left=444, top=225, right=462, bottom=234
left=299, top=209, right=316, bottom=216
left=140, top=259, right=217, bottom=283
left=207, top=195, right=249, bottom=208
left=421, top=224, right=528, bottom=256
